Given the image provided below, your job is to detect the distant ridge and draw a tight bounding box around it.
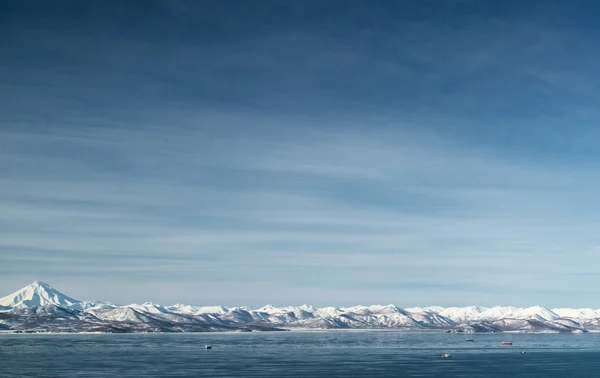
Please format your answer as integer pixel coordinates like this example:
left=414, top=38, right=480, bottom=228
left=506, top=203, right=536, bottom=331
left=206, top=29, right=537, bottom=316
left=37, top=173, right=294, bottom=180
left=0, top=282, right=599, bottom=333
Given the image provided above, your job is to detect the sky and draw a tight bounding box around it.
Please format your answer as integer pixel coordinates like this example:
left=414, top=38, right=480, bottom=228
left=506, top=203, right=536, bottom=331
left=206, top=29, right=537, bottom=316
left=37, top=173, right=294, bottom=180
left=3, top=0, right=600, bottom=308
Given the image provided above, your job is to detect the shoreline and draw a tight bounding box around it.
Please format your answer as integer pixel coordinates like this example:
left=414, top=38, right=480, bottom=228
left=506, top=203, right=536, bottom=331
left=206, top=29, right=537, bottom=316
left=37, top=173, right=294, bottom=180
left=0, top=328, right=595, bottom=335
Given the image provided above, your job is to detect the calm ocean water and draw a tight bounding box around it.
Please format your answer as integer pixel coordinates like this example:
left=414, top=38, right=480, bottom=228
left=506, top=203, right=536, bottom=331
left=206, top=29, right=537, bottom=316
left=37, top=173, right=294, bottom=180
left=2, top=331, right=600, bottom=377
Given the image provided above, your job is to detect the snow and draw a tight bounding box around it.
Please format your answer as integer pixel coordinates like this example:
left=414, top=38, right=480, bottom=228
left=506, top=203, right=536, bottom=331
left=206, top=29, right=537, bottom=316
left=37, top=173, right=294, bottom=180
left=0, top=281, right=80, bottom=309
left=513, top=306, right=559, bottom=321
left=552, top=308, right=600, bottom=319
left=408, top=306, right=487, bottom=323
left=166, top=305, right=230, bottom=315
left=0, top=281, right=598, bottom=333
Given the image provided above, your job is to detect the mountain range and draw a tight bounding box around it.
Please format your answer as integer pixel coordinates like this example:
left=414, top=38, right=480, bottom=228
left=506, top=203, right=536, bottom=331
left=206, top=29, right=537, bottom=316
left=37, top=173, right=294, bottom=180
left=1, top=281, right=599, bottom=333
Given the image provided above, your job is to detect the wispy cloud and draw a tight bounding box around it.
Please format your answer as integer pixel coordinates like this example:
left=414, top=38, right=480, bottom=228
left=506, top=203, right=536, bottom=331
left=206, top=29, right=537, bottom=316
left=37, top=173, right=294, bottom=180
left=2, top=112, right=600, bottom=306
left=3, top=1, right=600, bottom=307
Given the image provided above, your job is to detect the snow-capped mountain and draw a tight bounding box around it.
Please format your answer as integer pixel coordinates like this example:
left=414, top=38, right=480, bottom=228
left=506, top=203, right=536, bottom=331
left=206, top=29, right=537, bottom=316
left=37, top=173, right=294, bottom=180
left=406, top=306, right=486, bottom=323
left=0, top=281, right=81, bottom=309
left=552, top=308, right=600, bottom=319
left=1, top=281, right=600, bottom=334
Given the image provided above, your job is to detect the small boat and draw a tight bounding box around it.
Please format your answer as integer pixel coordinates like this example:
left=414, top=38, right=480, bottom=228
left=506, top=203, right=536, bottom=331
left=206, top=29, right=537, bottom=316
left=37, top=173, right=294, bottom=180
left=436, top=353, right=451, bottom=358
left=520, top=351, right=526, bottom=354
left=206, top=345, right=213, bottom=349
left=501, top=342, right=513, bottom=346
left=465, top=339, right=474, bottom=342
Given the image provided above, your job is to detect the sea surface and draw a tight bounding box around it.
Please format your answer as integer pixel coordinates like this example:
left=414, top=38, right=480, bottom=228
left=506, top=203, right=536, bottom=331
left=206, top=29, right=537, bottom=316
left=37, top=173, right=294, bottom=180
left=2, top=331, right=600, bottom=377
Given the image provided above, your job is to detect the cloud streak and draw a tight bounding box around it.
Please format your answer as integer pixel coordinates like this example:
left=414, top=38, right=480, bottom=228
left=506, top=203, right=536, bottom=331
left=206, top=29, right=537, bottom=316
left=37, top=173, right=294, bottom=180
left=2, top=114, right=600, bottom=306
left=3, top=1, right=600, bottom=307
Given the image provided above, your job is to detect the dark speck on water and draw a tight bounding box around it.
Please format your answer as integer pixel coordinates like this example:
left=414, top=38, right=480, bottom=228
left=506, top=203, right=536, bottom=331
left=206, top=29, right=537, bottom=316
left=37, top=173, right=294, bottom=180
left=1, top=331, right=600, bottom=377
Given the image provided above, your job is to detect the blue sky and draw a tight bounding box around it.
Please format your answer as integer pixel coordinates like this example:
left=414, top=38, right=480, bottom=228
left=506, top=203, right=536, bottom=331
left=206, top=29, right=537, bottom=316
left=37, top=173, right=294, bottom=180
left=3, top=0, right=600, bottom=307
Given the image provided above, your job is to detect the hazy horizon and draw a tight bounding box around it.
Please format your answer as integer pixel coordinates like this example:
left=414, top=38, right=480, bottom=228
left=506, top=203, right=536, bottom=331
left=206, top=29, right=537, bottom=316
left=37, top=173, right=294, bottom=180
left=3, top=280, right=600, bottom=311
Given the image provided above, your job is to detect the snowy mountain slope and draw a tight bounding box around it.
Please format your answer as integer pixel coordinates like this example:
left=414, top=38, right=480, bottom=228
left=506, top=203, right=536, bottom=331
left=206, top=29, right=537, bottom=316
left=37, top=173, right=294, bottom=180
left=475, top=306, right=559, bottom=322
left=2, top=282, right=600, bottom=333
left=407, top=306, right=487, bottom=323
left=408, top=310, right=457, bottom=328
left=165, top=304, right=230, bottom=315
left=0, top=281, right=81, bottom=309
left=484, top=318, right=586, bottom=333
left=87, top=306, right=162, bottom=323
left=552, top=308, right=600, bottom=319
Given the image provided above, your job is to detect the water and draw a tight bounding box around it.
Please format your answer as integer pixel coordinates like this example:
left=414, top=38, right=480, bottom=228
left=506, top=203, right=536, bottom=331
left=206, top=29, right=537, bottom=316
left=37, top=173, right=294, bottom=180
left=2, top=331, right=600, bottom=377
